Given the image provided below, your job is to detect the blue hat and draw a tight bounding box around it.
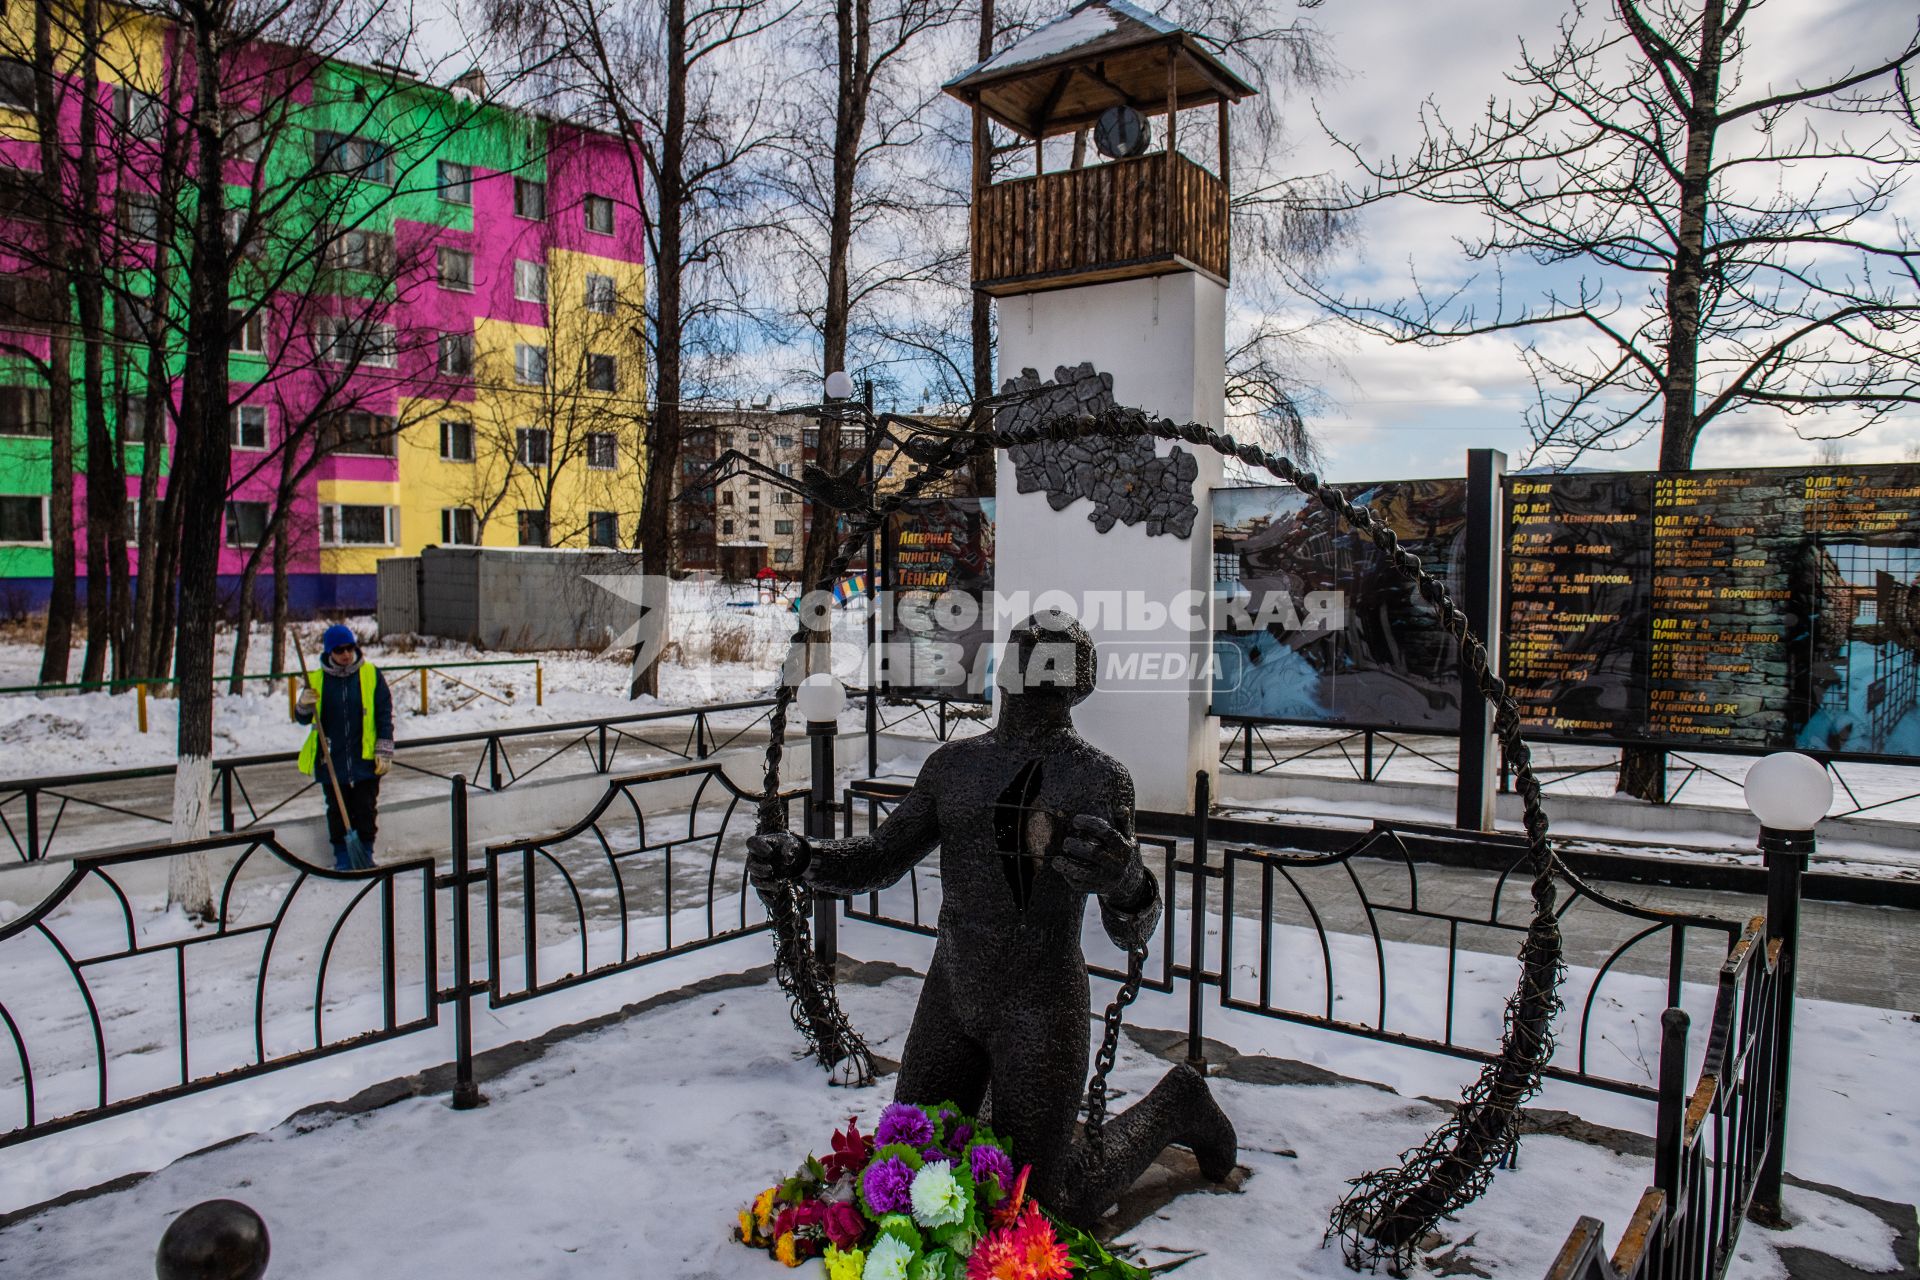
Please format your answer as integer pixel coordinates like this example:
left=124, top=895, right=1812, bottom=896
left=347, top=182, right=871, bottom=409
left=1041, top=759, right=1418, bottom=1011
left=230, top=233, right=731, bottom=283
left=321, top=624, right=358, bottom=653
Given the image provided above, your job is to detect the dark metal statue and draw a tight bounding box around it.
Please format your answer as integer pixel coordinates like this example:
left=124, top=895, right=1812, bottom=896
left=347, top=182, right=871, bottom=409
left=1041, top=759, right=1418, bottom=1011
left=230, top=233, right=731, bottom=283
left=748, top=611, right=1237, bottom=1228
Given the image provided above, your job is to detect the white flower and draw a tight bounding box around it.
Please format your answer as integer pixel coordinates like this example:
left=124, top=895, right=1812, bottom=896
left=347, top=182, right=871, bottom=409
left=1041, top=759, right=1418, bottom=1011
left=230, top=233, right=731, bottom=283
left=908, top=1161, right=967, bottom=1230
left=863, top=1234, right=915, bottom=1280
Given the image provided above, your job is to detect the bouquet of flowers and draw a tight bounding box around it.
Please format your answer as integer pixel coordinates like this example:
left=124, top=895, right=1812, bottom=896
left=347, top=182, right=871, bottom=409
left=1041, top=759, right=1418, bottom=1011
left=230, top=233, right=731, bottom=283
left=736, top=1102, right=1147, bottom=1280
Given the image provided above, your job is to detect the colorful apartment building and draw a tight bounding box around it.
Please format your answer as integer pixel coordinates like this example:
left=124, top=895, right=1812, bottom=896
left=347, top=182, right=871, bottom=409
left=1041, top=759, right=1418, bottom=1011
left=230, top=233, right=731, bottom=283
left=0, top=6, right=647, bottom=614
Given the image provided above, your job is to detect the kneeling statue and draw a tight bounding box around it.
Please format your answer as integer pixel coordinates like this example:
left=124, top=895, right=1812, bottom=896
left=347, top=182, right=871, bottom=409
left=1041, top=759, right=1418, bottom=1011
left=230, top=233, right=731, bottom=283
left=748, top=611, right=1237, bottom=1227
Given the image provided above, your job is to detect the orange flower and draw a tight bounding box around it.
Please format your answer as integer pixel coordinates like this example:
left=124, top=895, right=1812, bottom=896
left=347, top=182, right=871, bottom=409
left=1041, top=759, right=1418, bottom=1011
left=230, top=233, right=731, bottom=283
left=753, top=1187, right=780, bottom=1233
left=966, top=1204, right=1071, bottom=1280
left=774, top=1232, right=801, bottom=1267
left=738, top=1210, right=758, bottom=1245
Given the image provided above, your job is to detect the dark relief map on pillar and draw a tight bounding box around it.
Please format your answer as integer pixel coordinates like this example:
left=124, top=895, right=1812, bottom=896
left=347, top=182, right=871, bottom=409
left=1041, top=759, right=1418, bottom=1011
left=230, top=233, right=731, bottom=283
left=998, top=363, right=1200, bottom=538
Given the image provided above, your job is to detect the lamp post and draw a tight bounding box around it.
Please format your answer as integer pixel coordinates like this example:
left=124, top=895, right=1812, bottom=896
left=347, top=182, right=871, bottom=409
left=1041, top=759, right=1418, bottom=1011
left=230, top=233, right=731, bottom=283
left=796, top=673, right=846, bottom=968
left=1742, top=750, right=1830, bottom=1225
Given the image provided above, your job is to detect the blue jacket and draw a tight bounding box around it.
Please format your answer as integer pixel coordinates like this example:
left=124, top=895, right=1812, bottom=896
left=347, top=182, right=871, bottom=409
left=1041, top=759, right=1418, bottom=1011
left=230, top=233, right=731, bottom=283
left=295, top=661, right=394, bottom=783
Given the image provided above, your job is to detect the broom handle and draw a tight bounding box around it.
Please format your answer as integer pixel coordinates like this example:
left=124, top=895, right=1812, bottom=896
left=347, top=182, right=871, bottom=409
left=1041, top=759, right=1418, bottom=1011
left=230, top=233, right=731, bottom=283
left=292, top=634, right=354, bottom=824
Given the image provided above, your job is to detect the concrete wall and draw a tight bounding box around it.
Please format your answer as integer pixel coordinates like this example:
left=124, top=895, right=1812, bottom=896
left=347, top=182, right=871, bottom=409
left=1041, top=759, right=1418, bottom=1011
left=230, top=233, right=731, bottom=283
left=377, top=558, right=421, bottom=636
left=385, top=547, right=645, bottom=649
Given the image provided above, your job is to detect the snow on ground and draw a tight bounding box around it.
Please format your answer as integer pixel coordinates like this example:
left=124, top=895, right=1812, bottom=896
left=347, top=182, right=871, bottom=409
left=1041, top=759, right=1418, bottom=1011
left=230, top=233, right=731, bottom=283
left=0, top=938, right=1903, bottom=1280
left=0, top=582, right=872, bottom=777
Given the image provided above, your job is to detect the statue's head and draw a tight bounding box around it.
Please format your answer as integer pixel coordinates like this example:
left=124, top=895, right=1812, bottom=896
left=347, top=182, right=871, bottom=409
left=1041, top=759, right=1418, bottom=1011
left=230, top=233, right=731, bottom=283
left=997, top=609, right=1097, bottom=706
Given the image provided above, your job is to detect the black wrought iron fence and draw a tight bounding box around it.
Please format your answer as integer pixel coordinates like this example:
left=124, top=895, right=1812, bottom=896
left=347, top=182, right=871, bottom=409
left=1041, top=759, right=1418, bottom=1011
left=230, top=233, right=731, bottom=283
left=0, top=700, right=779, bottom=865
left=0, top=831, right=437, bottom=1149
left=1544, top=915, right=1785, bottom=1280
left=480, top=761, right=799, bottom=1005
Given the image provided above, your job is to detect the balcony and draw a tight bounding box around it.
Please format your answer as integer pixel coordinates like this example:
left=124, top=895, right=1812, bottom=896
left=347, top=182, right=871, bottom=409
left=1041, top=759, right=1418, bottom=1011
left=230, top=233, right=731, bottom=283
left=971, top=151, right=1229, bottom=297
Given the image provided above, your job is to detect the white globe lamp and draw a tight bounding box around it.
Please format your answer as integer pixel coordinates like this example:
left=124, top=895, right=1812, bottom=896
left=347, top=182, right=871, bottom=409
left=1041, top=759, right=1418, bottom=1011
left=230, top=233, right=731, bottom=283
left=1742, top=752, right=1831, bottom=833
left=824, top=370, right=856, bottom=401
left=796, top=673, right=846, bottom=725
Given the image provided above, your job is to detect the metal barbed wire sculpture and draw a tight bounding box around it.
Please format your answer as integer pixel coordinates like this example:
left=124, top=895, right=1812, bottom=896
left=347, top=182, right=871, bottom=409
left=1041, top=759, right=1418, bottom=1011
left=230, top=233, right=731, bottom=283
left=734, top=394, right=1564, bottom=1268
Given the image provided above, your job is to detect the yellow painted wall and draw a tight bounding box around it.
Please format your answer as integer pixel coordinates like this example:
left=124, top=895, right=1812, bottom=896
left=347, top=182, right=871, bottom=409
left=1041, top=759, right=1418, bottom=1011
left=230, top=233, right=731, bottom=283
left=394, top=249, right=648, bottom=557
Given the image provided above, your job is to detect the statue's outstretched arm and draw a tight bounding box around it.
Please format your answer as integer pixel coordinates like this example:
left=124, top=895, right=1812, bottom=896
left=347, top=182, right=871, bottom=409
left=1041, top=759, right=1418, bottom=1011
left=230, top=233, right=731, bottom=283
left=804, top=777, right=943, bottom=897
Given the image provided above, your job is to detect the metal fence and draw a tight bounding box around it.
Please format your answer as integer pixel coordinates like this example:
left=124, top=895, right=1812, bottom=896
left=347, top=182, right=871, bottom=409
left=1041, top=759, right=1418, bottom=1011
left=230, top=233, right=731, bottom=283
left=0, top=757, right=1805, bottom=1280
left=0, top=699, right=779, bottom=864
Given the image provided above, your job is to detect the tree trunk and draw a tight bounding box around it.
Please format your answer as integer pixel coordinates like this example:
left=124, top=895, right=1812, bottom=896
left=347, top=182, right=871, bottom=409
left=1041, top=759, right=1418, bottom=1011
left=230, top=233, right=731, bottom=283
left=629, top=0, right=688, bottom=700
left=33, top=4, right=76, bottom=686
left=168, top=16, right=234, bottom=918
left=966, top=0, right=996, bottom=499
left=77, top=5, right=122, bottom=686
left=1621, top=0, right=1726, bottom=804
left=269, top=505, right=290, bottom=675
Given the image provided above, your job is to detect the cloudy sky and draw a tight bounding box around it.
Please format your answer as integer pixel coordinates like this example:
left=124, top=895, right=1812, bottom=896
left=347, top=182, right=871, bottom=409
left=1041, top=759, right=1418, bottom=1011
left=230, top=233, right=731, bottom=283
left=1268, top=0, right=1918, bottom=482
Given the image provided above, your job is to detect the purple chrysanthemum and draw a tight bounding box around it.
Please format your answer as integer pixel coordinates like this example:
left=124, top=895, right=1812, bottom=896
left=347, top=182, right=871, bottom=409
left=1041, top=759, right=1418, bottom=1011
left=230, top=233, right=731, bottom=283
left=875, top=1102, right=935, bottom=1150
left=969, top=1143, right=1014, bottom=1197
left=862, top=1156, right=914, bottom=1216
left=949, top=1122, right=974, bottom=1151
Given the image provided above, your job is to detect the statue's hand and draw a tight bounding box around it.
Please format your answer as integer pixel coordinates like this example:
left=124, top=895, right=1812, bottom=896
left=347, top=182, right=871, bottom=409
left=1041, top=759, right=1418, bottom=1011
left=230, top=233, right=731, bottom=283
left=1056, top=813, right=1141, bottom=899
left=746, top=831, right=812, bottom=886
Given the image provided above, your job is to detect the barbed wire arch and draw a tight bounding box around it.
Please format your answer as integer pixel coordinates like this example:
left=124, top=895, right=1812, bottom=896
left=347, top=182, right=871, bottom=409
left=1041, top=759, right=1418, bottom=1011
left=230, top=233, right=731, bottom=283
left=738, top=394, right=1565, bottom=1271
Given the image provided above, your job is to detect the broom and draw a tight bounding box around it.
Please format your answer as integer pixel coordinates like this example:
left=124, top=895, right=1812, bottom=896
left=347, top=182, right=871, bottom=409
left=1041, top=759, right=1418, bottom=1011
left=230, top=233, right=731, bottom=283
left=294, top=633, right=371, bottom=871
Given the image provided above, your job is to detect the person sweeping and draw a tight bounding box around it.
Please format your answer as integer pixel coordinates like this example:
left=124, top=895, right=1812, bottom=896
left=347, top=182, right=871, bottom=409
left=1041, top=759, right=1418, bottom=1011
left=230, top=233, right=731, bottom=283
left=294, top=624, right=394, bottom=870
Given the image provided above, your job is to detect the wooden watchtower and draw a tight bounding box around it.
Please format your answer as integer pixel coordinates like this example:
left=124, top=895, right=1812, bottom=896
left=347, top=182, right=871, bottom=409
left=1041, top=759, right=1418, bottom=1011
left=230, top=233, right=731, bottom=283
left=944, top=0, right=1255, bottom=297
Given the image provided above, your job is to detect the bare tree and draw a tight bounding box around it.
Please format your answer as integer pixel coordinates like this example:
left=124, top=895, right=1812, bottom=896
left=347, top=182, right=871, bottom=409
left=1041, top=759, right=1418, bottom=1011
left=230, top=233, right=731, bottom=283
left=484, top=0, right=788, bottom=695
left=1302, top=0, right=1919, bottom=797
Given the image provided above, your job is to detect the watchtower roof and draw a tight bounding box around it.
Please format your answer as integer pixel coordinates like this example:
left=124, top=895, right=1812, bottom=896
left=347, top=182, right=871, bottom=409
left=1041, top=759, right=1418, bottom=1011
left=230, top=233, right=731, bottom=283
left=944, top=0, right=1256, bottom=141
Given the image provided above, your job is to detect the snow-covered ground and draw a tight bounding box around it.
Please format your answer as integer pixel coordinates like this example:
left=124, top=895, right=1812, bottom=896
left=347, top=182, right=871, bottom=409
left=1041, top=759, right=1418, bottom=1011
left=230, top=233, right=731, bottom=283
left=0, top=582, right=870, bottom=777
left=0, top=928, right=1908, bottom=1280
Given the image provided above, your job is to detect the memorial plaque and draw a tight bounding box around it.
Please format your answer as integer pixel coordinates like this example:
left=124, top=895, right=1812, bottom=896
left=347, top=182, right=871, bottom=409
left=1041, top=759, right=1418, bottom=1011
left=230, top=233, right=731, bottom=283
left=881, top=498, right=996, bottom=700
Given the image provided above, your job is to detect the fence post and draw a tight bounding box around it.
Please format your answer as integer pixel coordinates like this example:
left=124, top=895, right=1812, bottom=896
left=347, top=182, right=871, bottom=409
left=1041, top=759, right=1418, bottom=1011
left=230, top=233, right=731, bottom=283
left=1187, top=770, right=1210, bottom=1068
left=488, top=737, right=502, bottom=791
left=808, top=720, right=838, bottom=968
left=598, top=723, right=609, bottom=772
left=420, top=668, right=429, bottom=717
left=1363, top=730, right=1374, bottom=782
left=535, top=663, right=543, bottom=706
left=24, top=787, right=39, bottom=861
left=1752, top=827, right=1809, bottom=1224
left=137, top=682, right=148, bottom=733
left=1455, top=447, right=1506, bottom=830
left=286, top=675, right=297, bottom=722
left=1242, top=723, right=1253, bottom=774
left=449, top=777, right=486, bottom=1110
left=221, top=768, right=235, bottom=833
left=1654, top=1007, right=1689, bottom=1203
left=694, top=713, right=708, bottom=760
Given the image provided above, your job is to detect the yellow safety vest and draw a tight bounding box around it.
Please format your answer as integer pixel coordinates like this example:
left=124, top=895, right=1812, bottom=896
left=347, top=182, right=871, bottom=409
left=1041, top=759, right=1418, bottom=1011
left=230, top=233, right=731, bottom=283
left=298, top=664, right=379, bottom=776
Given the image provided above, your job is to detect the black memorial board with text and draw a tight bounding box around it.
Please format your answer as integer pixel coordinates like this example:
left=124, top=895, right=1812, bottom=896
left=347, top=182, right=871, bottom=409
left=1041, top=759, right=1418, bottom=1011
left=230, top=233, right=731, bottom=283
left=880, top=498, right=995, bottom=700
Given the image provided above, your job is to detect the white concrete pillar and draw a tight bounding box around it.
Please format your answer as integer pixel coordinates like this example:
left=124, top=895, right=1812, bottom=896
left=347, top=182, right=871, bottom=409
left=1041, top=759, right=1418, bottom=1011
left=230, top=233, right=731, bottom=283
left=993, top=272, right=1225, bottom=813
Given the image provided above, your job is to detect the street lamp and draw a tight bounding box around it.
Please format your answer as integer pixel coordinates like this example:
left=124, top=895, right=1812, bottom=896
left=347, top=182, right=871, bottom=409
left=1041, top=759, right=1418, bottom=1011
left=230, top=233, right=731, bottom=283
left=825, top=370, right=856, bottom=400
left=1742, top=750, right=1829, bottom=1225
left=797, top=673, right=846, bottom=967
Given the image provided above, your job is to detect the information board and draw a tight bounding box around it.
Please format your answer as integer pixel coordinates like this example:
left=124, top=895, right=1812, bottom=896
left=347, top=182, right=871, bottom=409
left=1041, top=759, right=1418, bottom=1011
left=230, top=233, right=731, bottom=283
left=880, top=497, right=995, bottom=700
left=1209, top=481, right=1468, bottom=729
left=1504, top=463, right=1920, bottom=759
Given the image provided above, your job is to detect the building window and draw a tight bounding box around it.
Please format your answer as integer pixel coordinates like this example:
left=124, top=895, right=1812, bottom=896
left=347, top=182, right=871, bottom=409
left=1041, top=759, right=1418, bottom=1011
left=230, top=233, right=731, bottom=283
left=775, top=519, right=794, bottom=535
left=227, top=308, right=266, bottom=354
left=774, top=549, right=793, bottom=566
left=720, top=490, right=734, bottom=506
left=440, top=419, right=474, bottom=462
left=321, top=411, right=397, bottom=456
left=585, top=432, right=618, bottom=470
left=583, top=195, right=615, bottom=234
left=120, top=393, right=147, bottom=443
left=223, top=108, right=265, bottom=162
left=776, top=434, right=795, bottom=449
left=440, top=506, right=476, bottom=544
left=776, top=491, right=794, bottom=506
left=0, top=385, right=52, bottom=436
left=313, top=131, right=392, bottom=183
left=721, top=518, right=735, bottom=536
left=437, top=246, right=473, bottom=291
left=0, top=495, right=46, bottom=543
left=321, top=504, right=397, bottom=545
left=515, top=426, right=550, bottom=467
left=438, top=332, right=473, bottom=377
left=584, top=274, right=617, bottom=314
left=230, top=404, right=268, bottom=450
left=324, top=227, right=394, bottom=274
left=513, top=178, right=546, bottom=220
left=513, top=343, right=547, bottom=385
left=116, top=86, right=164, bottom=140
left=0, top=59, right=35, bottom=112
left=586, top=353, right=617, bottom=392
left=121, top=195, right=162, bottom=243
left=515, top=509, right=549, bottom=547
left=513, top=259, right=546, bottom=304
left=588, top=510, right=618, bottom=547
left=437, top=160, right=472, bottom=205
left=315, top=316, right=397, bottom=368
left=225, top=500, right=269, bottom=546
left=114, top=292, right=156, bottom=342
